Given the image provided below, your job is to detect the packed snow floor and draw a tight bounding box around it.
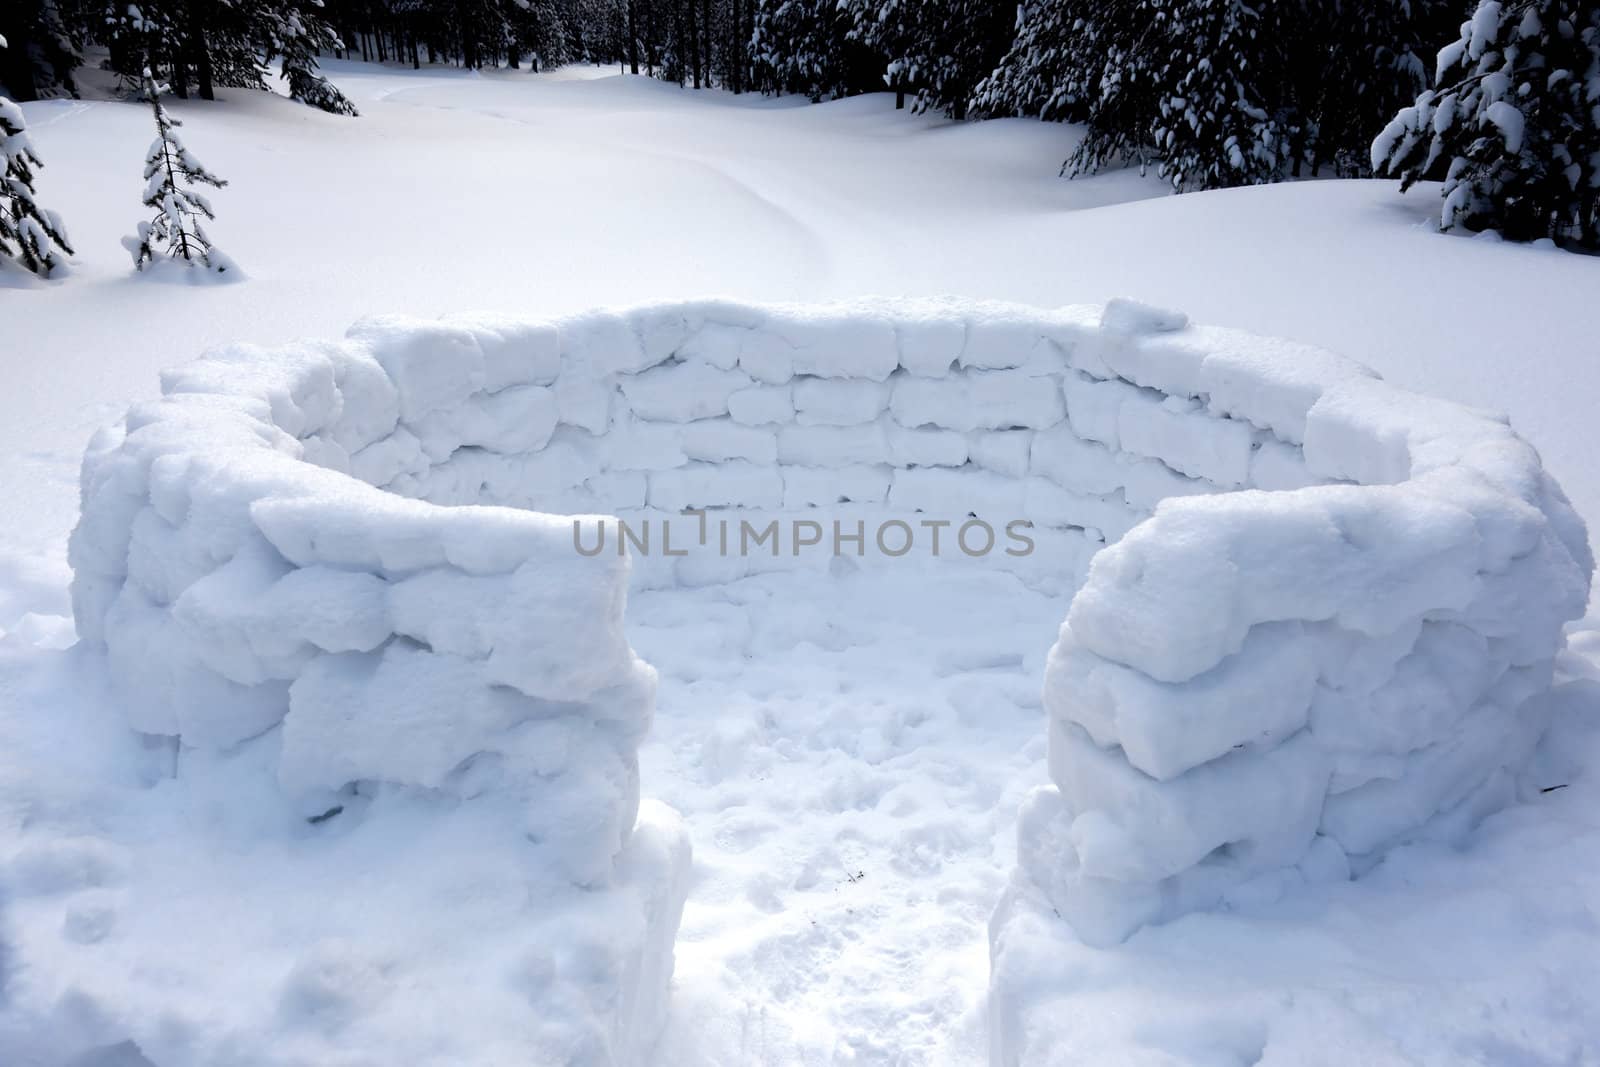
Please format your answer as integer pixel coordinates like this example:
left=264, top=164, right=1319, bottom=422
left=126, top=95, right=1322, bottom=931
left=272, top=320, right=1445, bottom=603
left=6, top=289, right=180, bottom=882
left=632, top=567, right=1062, bottom=1065
left=5, top=60, right=1600, bottom=1066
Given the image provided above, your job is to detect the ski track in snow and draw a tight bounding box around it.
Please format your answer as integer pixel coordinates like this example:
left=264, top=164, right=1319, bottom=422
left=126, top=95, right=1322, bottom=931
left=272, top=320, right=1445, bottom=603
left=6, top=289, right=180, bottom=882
left=3, top=60, right=1600, bottom=1066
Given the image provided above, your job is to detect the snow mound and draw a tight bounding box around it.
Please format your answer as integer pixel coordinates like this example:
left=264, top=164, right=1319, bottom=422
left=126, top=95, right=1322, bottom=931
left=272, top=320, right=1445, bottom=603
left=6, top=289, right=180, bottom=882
left=65, top=296, right=1591, bottom=1062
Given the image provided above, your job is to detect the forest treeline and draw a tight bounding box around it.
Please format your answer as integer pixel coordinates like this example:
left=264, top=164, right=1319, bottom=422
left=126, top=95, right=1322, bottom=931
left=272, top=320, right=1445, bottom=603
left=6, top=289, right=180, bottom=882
left=3, top=0, right=1597, bottom=251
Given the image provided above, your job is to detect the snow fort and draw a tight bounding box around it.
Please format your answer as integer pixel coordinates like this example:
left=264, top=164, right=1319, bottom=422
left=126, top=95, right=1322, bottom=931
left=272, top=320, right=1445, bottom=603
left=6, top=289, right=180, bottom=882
left=70, top=297, right=1592, bottom=1059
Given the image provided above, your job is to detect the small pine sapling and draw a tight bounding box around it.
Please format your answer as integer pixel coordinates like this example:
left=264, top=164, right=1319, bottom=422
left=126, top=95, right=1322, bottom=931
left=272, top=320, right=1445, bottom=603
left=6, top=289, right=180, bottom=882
left=125, top=71, right=237, bottom=275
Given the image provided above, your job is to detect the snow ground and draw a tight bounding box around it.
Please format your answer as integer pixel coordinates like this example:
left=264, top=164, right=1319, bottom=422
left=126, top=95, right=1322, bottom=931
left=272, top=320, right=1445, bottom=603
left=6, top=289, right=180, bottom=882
left=633, top=567, right=1063, bottom=1065
left=4, top=61, right=1600, bottom=1065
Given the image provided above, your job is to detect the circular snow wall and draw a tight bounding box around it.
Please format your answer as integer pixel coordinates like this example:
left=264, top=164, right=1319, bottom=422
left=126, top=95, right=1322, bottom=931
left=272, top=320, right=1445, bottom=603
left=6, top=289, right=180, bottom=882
left=70, top=297, right=1592, bottom=1046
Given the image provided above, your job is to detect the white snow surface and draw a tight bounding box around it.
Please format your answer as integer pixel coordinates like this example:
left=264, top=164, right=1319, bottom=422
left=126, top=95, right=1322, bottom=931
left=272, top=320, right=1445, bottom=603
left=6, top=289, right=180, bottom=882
left=5, top=61, right=1600, bottom=1067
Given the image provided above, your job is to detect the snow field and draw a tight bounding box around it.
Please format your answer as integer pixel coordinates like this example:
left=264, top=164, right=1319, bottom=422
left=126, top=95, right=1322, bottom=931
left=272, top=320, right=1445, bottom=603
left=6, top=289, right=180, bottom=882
left=60, top=292, right=1593, bottom=1063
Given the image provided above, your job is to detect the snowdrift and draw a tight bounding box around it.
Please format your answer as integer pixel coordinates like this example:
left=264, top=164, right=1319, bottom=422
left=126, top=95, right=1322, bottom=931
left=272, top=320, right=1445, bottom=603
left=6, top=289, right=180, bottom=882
left=67, top=297, right=1591, bottom=1063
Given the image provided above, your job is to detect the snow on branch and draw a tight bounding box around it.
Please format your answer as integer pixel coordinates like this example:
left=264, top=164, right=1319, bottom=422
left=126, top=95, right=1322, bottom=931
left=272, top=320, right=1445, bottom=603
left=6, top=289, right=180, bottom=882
left=1, top=60, right=74, bottom=276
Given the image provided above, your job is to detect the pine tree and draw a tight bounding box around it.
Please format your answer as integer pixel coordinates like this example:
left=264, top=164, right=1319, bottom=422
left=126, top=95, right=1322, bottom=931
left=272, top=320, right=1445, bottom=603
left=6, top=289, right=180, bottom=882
left=69, top=0, right=357, bottom=112
left=125, top=71, right=235, bottom=274
left=514, top=0, right=573, bottom=71
left=1373, top=0, right=1600, bottom=248
left=1296, top=0, right=1455, bottom=178
left=983, top=0, right=1463, bottom=191
left=843, top=0, right=1011, bottom=119
left=1060, top=0, right=1164, bottom=180
left=267, top=5, right=359, bottom=115
left=752, top=0, right=850, bottom=101
left=1, top=51, right=74, bottom=276
left=1146, top=0, right=1285, bottom=190
left=971, top=0, right=1096, bottom=122
left=0, top=0, right=83, bottom=102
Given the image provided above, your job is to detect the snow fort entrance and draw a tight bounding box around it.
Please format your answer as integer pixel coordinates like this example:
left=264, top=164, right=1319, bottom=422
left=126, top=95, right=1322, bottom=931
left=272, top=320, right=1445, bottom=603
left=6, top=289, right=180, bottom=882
left=69, top=297, right=1592, bottom=1063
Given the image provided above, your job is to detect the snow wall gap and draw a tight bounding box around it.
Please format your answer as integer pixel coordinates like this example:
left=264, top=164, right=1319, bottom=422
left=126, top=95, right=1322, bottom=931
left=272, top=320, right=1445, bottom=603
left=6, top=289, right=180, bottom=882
left=68, top=297, right=1593, bottom=1062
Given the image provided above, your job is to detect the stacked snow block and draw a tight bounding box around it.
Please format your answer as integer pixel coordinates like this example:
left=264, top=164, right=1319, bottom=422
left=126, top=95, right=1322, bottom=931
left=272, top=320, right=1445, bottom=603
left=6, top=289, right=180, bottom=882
left=257, top=298, right=1355, bottom=595
left=990, top=306, right=1592, bottom=976
left=69, top=297, right=1593, bottom=1059
left=67, top=332, right=689, bottom=1063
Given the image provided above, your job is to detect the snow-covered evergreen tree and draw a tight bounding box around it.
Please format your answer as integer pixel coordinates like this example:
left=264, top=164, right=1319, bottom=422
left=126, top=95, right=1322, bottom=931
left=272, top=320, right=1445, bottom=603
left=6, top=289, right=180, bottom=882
left=125, top=72, right=235, bottom=274
left=1373, top=0, right=1600, bottom=247
left=1146, top=0, right=1284, bottom=190
left=752, top=0, right=850, bottom=102
left=1059, top=0, right=1165, bottom=180
left=971, top=0, right=1095, bottom=121
left=65, top=0, right=356, bottom=112
left=843, top=0, right=1012, bottom=118
left=1, top=36, right=73, bottom=276
left=1061, top=0, right=1286, bottom=190
left=514, top=0, right=574, bottom=71
left=1298, top=0, right=1453, bottom=177
left=0, top=0, right=83, bottom=101
left=984, top=0, right=1461, bottom=190
left=266, top=5, right=359, bottom=115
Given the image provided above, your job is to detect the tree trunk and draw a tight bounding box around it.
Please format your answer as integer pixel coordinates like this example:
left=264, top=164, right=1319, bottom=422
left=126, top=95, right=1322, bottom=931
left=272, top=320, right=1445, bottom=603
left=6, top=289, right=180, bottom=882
left=627, top=0, right=639, bottom=74
left=736, top=0, right=747, bottom=93
left=687, top=0, right=700, bottom=88
left=701, top=0, right=711, bottom=88
left=670, top=1, right=683, bottom=84
left=460, top=0, right=478, bottom=70
left=454, top=0, right=476, bottom=69
left=184, top=0, right=214, bottom=101
left=170, top=48, right=189, bottom=98
left=728, top=0, right=738, bottom=93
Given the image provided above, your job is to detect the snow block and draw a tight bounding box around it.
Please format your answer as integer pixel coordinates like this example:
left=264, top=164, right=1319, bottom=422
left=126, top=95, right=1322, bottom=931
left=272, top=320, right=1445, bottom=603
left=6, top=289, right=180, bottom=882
left=346, top=315, right=486, bottom=423
left=888, top=425, right=968, bottom=468
left=619, top=361, right=752, bottom=423
left=647, top=462, right=784, bottom=511
left=727, top=384, right=794, bottom=426
left=782, top=464, right=891, bottom=508
left=777, top=422, right=891, bottom=468
left=793, top=377, right=890, bottom=426
left=440, top=312, right=563, bottom=391
left=891, top=369, right=1067, bottom=432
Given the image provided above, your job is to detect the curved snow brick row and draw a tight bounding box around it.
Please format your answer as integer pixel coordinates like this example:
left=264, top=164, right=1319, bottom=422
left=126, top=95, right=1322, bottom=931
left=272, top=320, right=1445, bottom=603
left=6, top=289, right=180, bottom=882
left=984, top=306, right=1590, bottom=1066
left=67, top=330, right=682, bottom=1063
left=1005, top=323, right=1591, bottom=946
left=69, top=297, right=1592, bottom=1060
